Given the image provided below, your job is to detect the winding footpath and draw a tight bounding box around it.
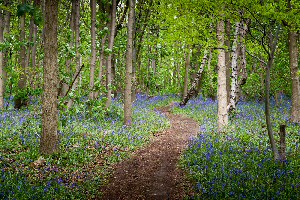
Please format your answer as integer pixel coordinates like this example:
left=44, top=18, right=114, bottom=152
left=99, top=105, right=199, bottom=200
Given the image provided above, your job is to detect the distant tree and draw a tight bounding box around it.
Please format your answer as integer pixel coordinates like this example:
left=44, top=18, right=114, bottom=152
left=89, top=0, right=96, bottom=100
left=40, top=0, right=59, bottom=155
left=182, top=47, right=191, bottom=98
left=106, top=0, right=117, bottom=108
left=67, top=0, right=81, bottom=108
left=15, top=0, right=28, bottom=109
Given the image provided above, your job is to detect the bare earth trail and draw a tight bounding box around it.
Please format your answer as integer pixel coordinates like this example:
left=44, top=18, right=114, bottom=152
left=99, top=105, right=199, bottom=200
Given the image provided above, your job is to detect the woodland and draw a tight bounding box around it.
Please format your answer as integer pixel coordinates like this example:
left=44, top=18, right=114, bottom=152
left=0, top=0, right=300, bottom=199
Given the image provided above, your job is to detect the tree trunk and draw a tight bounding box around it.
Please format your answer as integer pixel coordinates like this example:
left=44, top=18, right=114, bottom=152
left=228, top=22, right=240, bottom=114
left=40, top=0, right=59, bottom=155
left=236, top=21, right=248, bottom=101
left=26, top=17, right=34, bottom=86
left=265, top=58, right=279, bottom=161
left=217, top=20, right=228, bottom=132
left=225, top=19, right=231, bottom=104
left=95, top=34, right=107, bottom=98
left=60, top=1, right=76, bottom=97
left=15, top=0, right=28, bottom=109
left=89, top=0, right=96, bottom=100
left=2, top=0, right=11, bottom=97
left=265, top=26, right=280, bottom=161
left=124, top=0, right=135, bottom=125
left=183, top=48, right=191, bottom=98
left=106, top=0, right=116, bottom=108
left=31, top=0, right=39, bottom=89
left=0, top=9, right=4, bottom=108
left=67, top=0, right=81, bottom=108
left=180, top=52, right=208, bottom=106
left=288, top=31, right=300, bottom=123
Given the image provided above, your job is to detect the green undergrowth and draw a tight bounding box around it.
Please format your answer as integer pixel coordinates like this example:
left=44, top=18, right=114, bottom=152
left=0, top=94, right=176, bottom=199
left=173, top=96, right=300, bottom=199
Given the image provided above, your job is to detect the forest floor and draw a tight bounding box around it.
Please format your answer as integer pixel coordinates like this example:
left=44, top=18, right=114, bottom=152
left=99, top=104, right=199, bottom=200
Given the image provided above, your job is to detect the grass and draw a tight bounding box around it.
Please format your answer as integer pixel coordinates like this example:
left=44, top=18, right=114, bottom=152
left=0, top=94, right=176, bottom=199
left=173, top=95, right=300, bottom=199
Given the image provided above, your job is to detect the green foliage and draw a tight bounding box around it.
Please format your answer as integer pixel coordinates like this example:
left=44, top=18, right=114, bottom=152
left=16, top=3, right=43, bottom=25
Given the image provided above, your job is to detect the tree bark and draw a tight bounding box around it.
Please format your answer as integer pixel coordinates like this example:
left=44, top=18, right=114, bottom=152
left=236, top=21, right=248, bottom=101
left=228, top=22, right=240, bottom=114
left=180, top=52, right=208, bottom=106
left=15, top=0, right=28, bottom=109
left=40, top=0, right=59, bottom=155
left=106, top=0, right=117, bottom=108
left=288, top=31, right=300, bottom=123
left=0, top=9, right=4, bottom=108
left=217, top=20, right=228, bottom=132
left=89, top=0, right=96, bottom=100
left=225, top=19, right=231, bottom=104
left=124, top=0, right=135, bottom=125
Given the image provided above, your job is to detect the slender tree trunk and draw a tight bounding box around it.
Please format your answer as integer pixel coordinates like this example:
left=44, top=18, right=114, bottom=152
left=124, top=0, right=135, bottom=125
left=31, top=19, right=38, bottom=89
left=67, top=0, right=81, bottom=108
left=0, top=10, right=4, bottom=108
left=60, top=1, right=76, bottom=97
left=89, top=0, right=96, bottom=100
left=106, top=0, right=116, bottom=108
left=2, top=0, right=11, bottom=96
left=95, top=34, right=107, bottom=98
left=217, top=20, right=228, bottom=132
left=40, top=0, right=59, bottom=155
left=183, top=48, right=191, bottom=98
left=265, top=58, right=279, bottom=160
left=225, top=19, right=231, bottom=104
left=265, top=26, right=280, bottom=161
left=180, top=52, right=208, bottom=106
left=288, top=31, right=300, bottom=123
left=15, top=0, right=28, bottom=109
left=228, top=22, right=240, bottom=113
left=26, top=18, right=34, bottom=86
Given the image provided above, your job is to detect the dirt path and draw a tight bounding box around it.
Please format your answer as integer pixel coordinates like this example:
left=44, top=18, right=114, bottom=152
left=99, top=105, right=199, bottom=200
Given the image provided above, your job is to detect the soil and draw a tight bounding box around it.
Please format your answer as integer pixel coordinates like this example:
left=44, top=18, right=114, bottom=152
left=99, top=105, right=199, bottom=200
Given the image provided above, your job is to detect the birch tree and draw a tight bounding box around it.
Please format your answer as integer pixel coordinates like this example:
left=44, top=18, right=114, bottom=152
left=228, top=22, right=240, bottom=113
left=180, top=52, right=208, bottom=106
left=217, top=20, right=228, bottom=132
